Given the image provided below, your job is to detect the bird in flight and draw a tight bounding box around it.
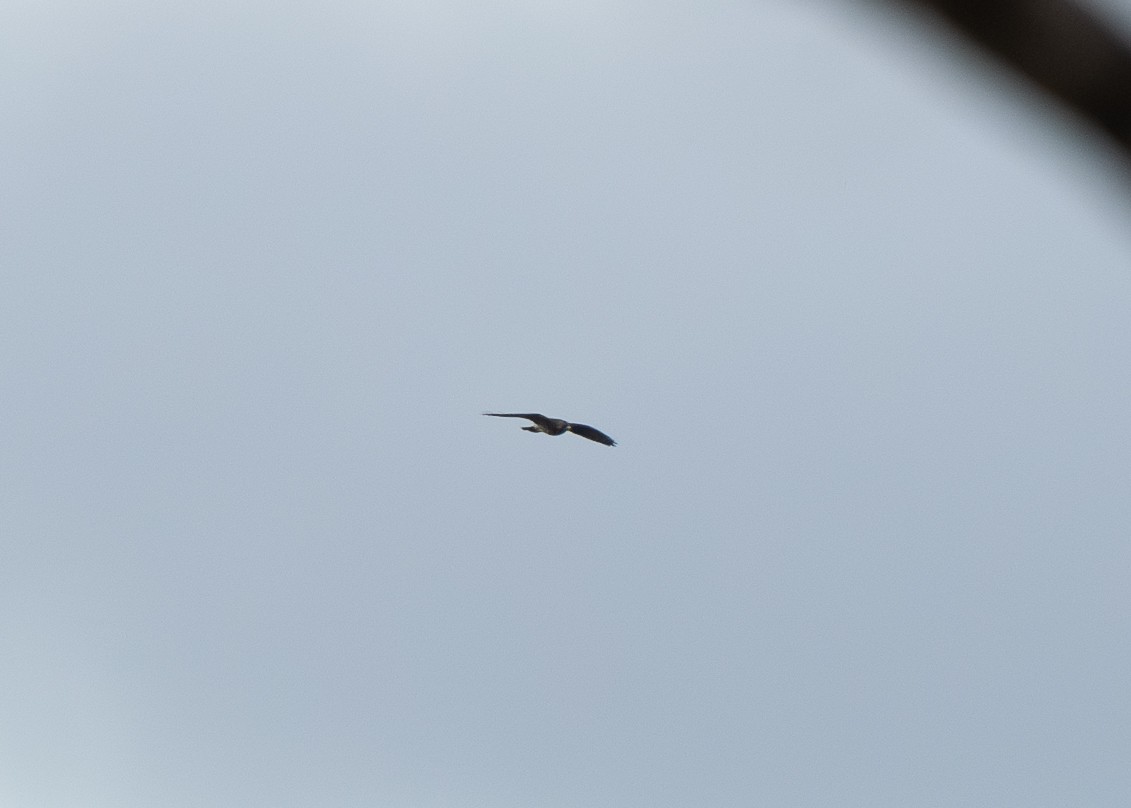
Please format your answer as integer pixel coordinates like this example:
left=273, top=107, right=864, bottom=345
left=483, top=412, right=616, bottom=446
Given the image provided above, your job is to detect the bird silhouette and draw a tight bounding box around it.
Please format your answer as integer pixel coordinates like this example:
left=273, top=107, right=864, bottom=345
left=483, top=412, right=616, bottom=446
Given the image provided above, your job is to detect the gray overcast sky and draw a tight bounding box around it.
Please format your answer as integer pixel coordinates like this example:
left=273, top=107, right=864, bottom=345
left=3, top=2, right=1130, bottom=806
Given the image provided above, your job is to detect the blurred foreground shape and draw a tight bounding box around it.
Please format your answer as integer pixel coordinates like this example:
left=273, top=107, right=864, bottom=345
left=880, top=0, right=1131, bottom=159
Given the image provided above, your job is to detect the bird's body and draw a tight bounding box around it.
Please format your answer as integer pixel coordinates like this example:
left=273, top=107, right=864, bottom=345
left=483, top=412, right=616, bottom=446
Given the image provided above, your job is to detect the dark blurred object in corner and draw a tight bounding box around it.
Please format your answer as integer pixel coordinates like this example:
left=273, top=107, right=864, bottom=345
left=881, top=0, right=1131, bottom=158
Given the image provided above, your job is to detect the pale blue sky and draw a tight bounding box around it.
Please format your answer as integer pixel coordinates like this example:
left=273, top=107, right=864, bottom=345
left=3, top=2, right=1130, bottom=806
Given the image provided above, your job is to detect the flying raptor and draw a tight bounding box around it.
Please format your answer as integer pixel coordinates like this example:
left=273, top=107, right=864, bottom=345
left=483, top=412, right=617, bottom=446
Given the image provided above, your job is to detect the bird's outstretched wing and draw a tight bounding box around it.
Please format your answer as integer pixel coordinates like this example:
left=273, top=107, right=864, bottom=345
left=482, top=412, right=552, bottom=428
left=567, top=422, right=617, bottom=446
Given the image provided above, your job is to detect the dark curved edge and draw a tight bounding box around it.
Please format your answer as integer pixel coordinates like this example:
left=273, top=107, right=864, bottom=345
left=879, top=0, right=1131, bottom=161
